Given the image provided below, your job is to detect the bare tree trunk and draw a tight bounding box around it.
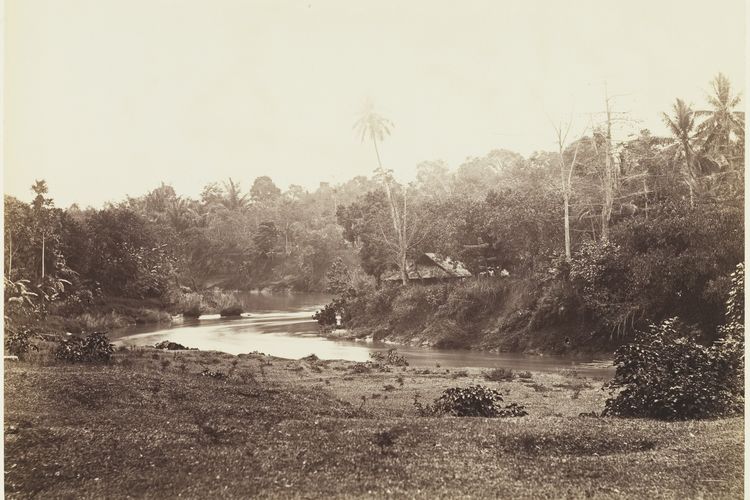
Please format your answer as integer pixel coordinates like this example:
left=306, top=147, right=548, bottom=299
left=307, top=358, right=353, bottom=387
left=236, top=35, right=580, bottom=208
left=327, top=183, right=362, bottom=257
left=601, top=114, right=613, bottom=240
left=374, top=138, right=409, bottom=285
left=563, top=192, right=571, bottom=260
left=41, top=234, right=46, bottom=279
left=8, top=231, right=12, bottom=278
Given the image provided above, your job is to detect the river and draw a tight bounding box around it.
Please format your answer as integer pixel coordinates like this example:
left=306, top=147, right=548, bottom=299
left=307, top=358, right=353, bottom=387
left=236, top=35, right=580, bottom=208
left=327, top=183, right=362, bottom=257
left=111, top=292, right=614, bottom=378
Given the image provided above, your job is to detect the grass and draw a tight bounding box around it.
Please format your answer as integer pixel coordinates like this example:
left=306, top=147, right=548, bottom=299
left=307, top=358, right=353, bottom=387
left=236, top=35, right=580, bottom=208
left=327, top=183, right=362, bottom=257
left=4, top=348, right=743, bottom=499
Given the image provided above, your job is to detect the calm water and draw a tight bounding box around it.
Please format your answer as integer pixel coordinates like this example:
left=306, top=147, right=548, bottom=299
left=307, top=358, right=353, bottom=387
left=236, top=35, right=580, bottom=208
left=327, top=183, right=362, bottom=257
left=112, top=291, right=614, bottom=378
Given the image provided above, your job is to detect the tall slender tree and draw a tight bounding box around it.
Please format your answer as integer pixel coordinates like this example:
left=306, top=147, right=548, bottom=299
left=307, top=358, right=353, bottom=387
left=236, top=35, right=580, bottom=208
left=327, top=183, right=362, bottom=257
left=353, top=102, right=410, bottom=284
left=662, top=99, right=699, bottom=208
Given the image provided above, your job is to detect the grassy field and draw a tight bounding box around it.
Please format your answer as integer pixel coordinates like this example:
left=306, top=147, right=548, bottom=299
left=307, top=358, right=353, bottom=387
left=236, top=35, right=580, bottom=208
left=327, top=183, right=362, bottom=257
left=4, top=347, right=744, bottom=499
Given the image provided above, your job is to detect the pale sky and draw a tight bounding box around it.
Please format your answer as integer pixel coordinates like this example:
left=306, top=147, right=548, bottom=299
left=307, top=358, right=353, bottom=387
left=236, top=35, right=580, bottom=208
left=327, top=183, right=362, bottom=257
left=4, top=0, right=746, bottom=208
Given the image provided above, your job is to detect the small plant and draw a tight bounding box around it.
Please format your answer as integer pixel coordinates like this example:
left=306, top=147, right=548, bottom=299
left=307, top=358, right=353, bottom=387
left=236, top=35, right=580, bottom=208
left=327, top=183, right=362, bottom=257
left=200, top=369, right=227, bottom=380
left=55, top=332, right=114, bottom=363
left=383, top=384, right=396, bottom=392
left=372, top=427, right=404, bottom=455
left=369, top=348, right=408, bottom=367
left=414, top=385, right=528, bottom=418
left=451, top=369, right=469, bottom=379
left=484, top=367, right=515, bottom=381
left=517, top=371, right=533, bottom=379
left=396, top=375, right=405, bottom=386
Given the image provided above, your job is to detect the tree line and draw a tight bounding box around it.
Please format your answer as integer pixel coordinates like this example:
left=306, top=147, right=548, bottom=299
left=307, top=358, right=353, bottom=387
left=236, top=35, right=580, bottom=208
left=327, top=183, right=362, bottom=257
left=4, top=73, right=744, bottom=343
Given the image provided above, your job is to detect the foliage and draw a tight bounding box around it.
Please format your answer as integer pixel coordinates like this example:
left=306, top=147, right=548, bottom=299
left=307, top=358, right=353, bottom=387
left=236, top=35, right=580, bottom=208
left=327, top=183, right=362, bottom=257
left=603, top=315, right=743, bottom=419
left=484, top=367, right=515, bottom=381
left=414, top=385, right=528, bottom=417
left=369, top=348, right=408, bottom=366
left=313, top=302, right=338, bottom=326
left=5, top=328, right=39, bottom=358
left=55, top=332, right=114, bottom=363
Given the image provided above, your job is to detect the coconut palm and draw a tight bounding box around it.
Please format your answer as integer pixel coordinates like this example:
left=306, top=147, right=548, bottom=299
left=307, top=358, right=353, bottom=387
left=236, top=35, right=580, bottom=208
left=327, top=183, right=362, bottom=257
left=662, top=99, right=699, bottom=207
left=696, top=73, right=744, bottom=168
left=353, top=100, right=394, bottom=170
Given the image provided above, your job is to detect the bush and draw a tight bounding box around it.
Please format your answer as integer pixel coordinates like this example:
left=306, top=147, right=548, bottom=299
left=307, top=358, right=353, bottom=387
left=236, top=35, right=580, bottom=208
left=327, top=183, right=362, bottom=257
left=484, top=367, right=515, bottom=381
left=5, top=328, right=39, bottom=358
left=369, top=348, right=408, bottom=366
left=313, top=303, right=338, bottom=326
left=55, top=332, right=114, bottom=363
left=603, top=317, right=743, bottom=419
left=415, top=385, right=528, bottom=417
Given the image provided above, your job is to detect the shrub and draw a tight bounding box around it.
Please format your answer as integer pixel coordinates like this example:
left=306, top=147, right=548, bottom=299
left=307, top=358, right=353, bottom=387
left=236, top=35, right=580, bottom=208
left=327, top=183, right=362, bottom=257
left=414, top=385, right=528, bottom=417
left=55, top=332, right=114, bottom=363
left=369, top=348, right=408, bottom=366
left=5, top=328, right=39, bottom=358
left=603, top=317, right=743, bottom=419
left=313, top=303, right=338, bottom=326
left=484, top=367, right=515, bottom=381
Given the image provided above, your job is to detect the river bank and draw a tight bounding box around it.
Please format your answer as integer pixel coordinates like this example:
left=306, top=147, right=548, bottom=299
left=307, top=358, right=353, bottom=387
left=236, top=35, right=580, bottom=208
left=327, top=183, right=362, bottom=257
left=4, top=345, right=743, bottom=498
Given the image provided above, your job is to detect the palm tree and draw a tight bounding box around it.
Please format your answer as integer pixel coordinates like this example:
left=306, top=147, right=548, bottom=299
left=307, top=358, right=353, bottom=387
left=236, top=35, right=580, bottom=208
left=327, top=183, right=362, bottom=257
left=696, top=73, right=744, bottom=168
left=353, top=99, right=394, bottom=171
left=662, top=99, right=699, bottom=208
left=353, top=102, right=409, bottom=284
left=220, top=178, right=250, bottom=211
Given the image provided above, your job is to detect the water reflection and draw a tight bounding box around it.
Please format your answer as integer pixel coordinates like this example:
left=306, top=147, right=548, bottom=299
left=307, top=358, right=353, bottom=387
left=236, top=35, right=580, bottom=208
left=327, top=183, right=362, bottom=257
left=112, top=292, right=613, bottom=378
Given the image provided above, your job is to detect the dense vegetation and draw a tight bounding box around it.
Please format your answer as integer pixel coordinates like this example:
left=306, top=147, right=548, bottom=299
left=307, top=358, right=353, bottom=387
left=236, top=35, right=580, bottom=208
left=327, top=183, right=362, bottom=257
left=323, top=74, right=744, bottom=352
left=4, top=73, right=744, bottom=355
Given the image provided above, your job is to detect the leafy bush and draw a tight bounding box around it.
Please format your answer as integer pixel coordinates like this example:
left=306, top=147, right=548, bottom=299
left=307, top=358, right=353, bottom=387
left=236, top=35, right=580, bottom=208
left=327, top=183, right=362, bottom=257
left=55, top=332, right=114, bottom=363
left=5, top=328, right=39, bottom=358
left=415, top=385, right=528, bottom=417
left=603, top=317, right=743, bottom=419
left=313, top=302, right=338, bottom=326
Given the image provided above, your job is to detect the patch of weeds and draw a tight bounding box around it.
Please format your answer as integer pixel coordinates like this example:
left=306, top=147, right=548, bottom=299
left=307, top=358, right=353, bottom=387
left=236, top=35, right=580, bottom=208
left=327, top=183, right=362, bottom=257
left=371, top=393, right=381, bottom=399
left=517, top=371, right=533, bottom=379
left=383, top=384, right=396, bottom=392
left=160, top=359, right=171, bottom=370
left=369, top=348, right=409, bottom=367
left=560, top=368, right=581, bottom=378
left=350, top=362, right=373, bottom=374
left=372, top=427, right=405, bottom=455
left=526, top=382, right=551, bottom=393
left=396, top=375, right=405, bottom=386
left=200, top=369, right=227, bottom=380
left=451, top=370, right=469, bottom=379
left=483, top=367, right=514, bottom=382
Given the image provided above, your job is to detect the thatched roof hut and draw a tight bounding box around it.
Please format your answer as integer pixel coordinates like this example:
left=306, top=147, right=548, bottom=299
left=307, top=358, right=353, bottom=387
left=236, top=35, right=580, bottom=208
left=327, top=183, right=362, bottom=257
left=381, top=253, right=472, bottom=283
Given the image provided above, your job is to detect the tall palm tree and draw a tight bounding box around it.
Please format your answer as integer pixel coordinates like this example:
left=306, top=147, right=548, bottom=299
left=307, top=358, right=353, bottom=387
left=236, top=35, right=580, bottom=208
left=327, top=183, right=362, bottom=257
left=353, top=102, right=409, bottom=284
left=353, top=100, right=394, bottom=171
left=662, top=99, right=699, bottom=207
left=696, top=73, right=744, bottom=168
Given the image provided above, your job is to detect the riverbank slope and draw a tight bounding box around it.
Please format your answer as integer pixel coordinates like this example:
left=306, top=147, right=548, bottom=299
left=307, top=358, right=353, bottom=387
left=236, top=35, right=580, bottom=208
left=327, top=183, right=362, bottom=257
left=4, top=347, right=742, bottom=498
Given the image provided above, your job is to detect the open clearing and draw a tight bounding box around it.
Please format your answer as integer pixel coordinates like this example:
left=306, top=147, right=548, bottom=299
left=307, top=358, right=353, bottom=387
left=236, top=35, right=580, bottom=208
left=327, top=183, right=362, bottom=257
left=4, top=348, right=743, bottom=499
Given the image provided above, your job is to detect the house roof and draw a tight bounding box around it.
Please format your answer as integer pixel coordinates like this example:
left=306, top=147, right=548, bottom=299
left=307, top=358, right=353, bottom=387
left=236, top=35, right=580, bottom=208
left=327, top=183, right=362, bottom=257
left=381, top=253, right=472, bottom=281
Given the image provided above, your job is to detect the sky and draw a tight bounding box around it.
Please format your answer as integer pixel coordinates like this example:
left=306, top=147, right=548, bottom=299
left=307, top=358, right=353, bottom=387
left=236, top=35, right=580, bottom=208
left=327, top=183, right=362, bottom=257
left=3, top=0, right=746, bottom=208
